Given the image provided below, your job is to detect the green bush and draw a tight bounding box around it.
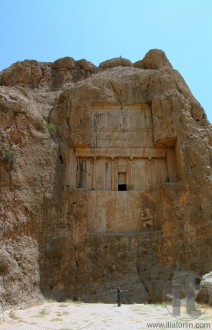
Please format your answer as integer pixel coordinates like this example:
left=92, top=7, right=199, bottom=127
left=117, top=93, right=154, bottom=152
left=47, top=122, right=57, bottom=138
left=4, top=150, right=17, bottom=164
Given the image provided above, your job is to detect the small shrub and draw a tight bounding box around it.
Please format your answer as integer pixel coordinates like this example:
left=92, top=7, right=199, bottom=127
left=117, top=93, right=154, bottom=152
left=21, top=304, right=33, bottom=310
left=4, top=150, right=17, bottom=164
left=47, top=122, right=57, bottom=138
left=57, top=311, right=69, bottom=316
left=62, top=311, right=69, bottom=315
left=65, top=299, right=74, bottom=303
left=51, top=318, right=62, bottom=322
left=9, top=311, right=19, bottom=320
left=46, top=298, right=56, bottom=303
left=38, top=309, right=49, bottom=316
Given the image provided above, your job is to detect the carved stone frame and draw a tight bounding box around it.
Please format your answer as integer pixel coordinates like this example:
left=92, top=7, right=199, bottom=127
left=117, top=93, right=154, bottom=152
left=112, top=162, right=131, bottom=191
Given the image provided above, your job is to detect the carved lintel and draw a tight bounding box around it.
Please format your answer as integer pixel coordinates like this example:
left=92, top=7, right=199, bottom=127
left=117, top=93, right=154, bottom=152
left=76, top=147, right=166, bottom=159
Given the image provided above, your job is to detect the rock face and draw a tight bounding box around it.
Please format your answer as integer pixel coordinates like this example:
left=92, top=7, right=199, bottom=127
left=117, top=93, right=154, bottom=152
left=0, top=50, right=212, bottom=306
left=197, top=272, right=212, bottom=305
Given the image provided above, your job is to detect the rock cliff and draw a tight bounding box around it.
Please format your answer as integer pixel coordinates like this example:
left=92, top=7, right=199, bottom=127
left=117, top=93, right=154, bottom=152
left=0, top=50, right=212, bottom=306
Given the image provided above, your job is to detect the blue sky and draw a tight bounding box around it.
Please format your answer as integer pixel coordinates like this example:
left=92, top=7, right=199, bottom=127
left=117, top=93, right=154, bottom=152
left=1, top=0, right=212, bottom=123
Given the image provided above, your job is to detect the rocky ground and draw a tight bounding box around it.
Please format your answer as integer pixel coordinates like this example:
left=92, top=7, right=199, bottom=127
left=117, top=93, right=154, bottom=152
left=0, top=301, right=211, bottom=329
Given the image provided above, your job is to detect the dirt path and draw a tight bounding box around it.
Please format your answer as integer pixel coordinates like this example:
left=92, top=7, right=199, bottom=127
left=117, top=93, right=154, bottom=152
left=0, top=301, right=211, bottom=329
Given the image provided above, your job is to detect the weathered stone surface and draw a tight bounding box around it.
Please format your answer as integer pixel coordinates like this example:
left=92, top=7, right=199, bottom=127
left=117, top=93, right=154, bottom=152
left=134, top=49, right=173, bottom=69
left=0, top=57, right=97, bottom=89
left=99, top=57, right=132, bottom=71
left=77, top=59, right=97, bottom=73
left=197, top=272, right=212, bottom=305
left=0, top=49, right=211, bottom=306
left=0, top=60, right=51, bottom=88
left=52, top=56, right=77, bottom=70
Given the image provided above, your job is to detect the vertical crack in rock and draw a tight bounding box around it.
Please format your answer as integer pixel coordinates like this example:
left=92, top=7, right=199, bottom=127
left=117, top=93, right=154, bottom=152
left=66, top=117, right=71, bottom=134
left=136, top=241, right=150, bottom=303
left=74, top=245, right=79, bottom=284
left=109, top=80, right=123, bottom=108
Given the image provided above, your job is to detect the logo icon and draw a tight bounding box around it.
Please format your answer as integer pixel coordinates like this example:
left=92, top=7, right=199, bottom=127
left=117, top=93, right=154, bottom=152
left=163, top=273, right=208, bottom=321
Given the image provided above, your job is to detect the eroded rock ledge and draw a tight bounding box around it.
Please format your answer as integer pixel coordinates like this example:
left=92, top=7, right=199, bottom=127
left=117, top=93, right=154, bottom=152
left=0, top=49, right=172, bottom=89
left=0, top=49, right=211, bottom=306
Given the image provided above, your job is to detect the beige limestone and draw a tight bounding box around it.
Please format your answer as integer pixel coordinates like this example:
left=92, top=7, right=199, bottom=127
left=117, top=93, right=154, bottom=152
left=99, top=57, right=132, bottom=71
left=134, top=49, right=173, bottom=69
left=0, top=49, right=212, bottom=306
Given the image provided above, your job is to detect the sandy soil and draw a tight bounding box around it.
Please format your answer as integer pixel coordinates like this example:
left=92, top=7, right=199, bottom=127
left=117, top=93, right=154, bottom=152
left=0, top=301, right=211, bottom=330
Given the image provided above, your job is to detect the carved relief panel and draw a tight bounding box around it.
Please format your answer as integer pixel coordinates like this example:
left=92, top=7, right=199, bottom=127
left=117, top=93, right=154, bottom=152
left=69, top=103, right=178, bottom=233
left=90, top=104, right=153, bottom=148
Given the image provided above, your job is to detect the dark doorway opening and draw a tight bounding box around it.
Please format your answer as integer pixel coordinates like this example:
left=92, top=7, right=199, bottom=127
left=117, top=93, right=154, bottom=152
left=118, top=172, right=127, bottom=191
left=118, top=184, right=127, bottom=191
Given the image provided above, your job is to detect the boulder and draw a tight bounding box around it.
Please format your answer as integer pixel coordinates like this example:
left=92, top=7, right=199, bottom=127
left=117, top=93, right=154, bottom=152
left=134, top=49, right=173, bottom=70
left=77, top=59, right=97, bottom=73
left=99, top=57, right=132, bottom=70
left=196, top=272, right=212, bottom=305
